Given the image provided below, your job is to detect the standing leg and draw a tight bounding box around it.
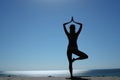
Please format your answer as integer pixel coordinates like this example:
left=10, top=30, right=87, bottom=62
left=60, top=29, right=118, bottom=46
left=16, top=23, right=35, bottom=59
left=67, top=50, right=73, bottom=78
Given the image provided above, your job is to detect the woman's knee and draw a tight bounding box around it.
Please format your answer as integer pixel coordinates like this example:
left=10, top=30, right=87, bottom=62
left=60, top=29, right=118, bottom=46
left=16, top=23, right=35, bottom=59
left=83, top=54, right=88, bottom=59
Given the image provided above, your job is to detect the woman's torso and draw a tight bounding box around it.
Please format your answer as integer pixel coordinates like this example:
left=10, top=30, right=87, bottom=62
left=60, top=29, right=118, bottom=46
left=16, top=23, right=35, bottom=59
left=67, top=33, right=79, bottom=50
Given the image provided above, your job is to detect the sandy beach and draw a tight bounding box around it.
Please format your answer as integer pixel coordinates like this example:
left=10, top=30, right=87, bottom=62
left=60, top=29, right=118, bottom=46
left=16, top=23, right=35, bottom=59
left=0, top=76, right=120, bottom=80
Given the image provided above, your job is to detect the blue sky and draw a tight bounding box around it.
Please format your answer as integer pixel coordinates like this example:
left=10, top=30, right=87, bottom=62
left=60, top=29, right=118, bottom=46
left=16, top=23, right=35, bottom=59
left=0, top=0, right=120, bottom=71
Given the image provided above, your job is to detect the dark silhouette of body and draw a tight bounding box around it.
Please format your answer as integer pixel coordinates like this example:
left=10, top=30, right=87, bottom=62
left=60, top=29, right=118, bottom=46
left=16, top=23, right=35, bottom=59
left=63, top=17, right=88, bottom=78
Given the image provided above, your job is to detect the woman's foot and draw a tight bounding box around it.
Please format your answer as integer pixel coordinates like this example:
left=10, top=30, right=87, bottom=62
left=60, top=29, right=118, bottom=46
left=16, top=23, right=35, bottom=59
left=72, top=56, right=88, bottom=62
left=72, top=58, right=76, bottom=62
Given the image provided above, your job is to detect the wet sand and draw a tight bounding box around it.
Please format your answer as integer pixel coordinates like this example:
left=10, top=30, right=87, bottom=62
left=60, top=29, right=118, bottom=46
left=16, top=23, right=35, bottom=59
left=0, top=76, right=120, bottom=80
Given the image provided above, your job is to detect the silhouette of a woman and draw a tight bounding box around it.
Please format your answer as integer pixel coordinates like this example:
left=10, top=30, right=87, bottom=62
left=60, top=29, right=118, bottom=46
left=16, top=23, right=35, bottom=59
left=63, top=17, right=88, bottom=78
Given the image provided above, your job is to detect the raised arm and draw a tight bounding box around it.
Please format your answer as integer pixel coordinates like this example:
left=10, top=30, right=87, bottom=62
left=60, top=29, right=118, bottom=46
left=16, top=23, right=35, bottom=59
left=63, top=21, right=71, bottom=35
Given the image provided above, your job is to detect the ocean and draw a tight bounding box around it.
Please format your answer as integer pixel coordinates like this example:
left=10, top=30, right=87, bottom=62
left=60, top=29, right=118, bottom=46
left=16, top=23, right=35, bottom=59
left=0, top=68, right=120, bottom=77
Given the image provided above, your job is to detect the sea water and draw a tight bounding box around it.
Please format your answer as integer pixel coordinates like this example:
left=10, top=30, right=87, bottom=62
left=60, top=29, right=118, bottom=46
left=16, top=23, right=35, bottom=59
left=0, top=69, right=120, bottom=77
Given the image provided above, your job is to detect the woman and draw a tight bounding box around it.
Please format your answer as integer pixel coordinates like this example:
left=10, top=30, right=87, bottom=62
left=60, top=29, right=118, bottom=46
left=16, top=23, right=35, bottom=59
left=63, top=17, right=88, bottom=78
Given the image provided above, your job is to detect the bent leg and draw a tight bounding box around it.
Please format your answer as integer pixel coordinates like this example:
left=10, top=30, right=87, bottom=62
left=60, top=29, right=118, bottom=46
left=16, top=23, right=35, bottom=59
left=67, top=50, right=73, bottom=78
left=73, top=49, right=88, bottom=62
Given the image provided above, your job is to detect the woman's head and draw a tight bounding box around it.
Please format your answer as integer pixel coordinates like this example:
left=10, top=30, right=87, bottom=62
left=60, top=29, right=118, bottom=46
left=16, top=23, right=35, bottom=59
left=70, top=24, right=75, bottom=33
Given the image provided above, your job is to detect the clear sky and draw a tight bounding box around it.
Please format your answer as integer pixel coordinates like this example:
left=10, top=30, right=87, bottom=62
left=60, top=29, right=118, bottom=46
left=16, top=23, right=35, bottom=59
left=0, top=0, right=120, bottom=71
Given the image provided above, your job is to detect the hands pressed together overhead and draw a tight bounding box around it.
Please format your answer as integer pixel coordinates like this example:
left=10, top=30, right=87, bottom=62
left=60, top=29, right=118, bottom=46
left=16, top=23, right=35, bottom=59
left=63, top=17, right=82, bottom=26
